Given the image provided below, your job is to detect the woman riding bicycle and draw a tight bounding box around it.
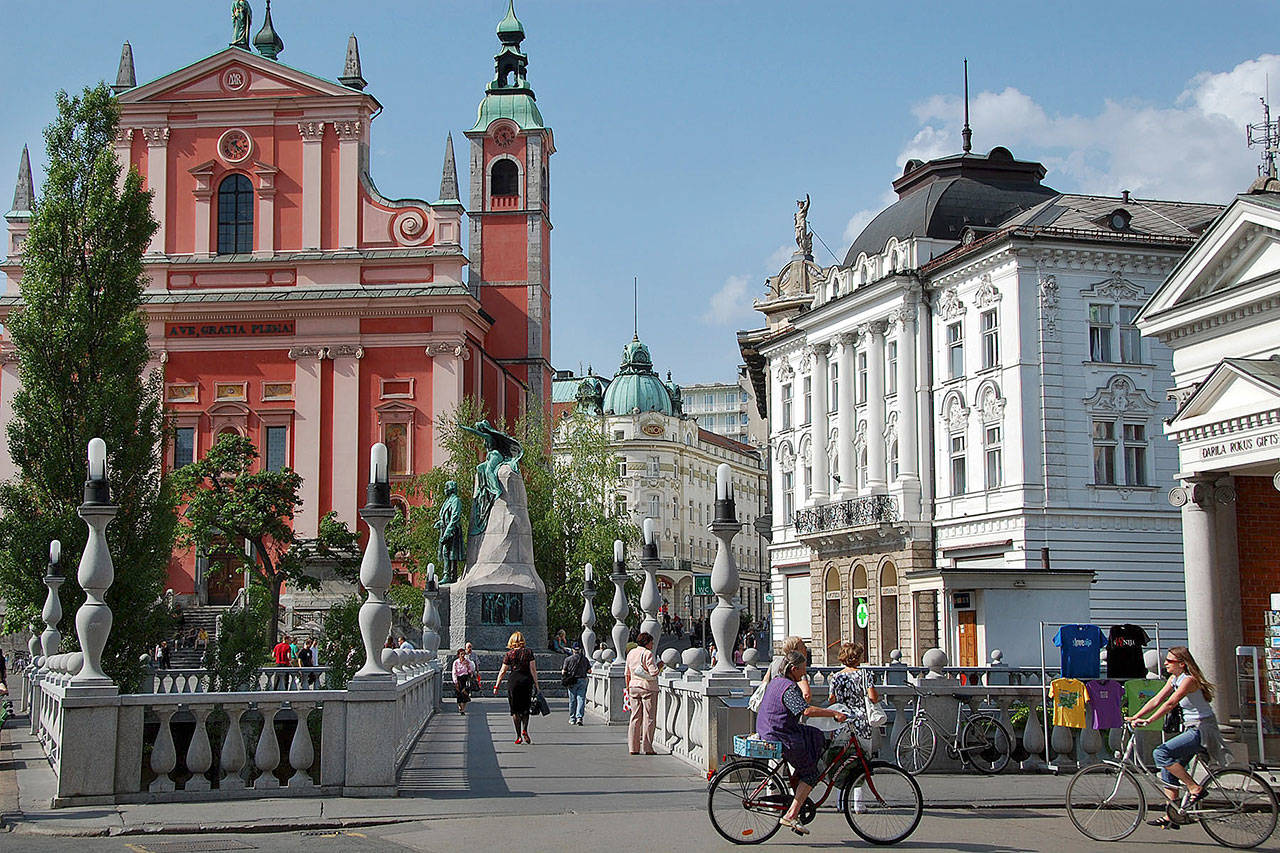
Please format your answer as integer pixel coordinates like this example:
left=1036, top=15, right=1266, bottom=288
left=756, top=650, right=848, bottom=836
left=1126, top=645, right=1223, bottom=828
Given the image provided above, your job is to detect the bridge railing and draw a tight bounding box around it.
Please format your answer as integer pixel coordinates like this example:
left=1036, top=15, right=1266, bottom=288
left=146, top=666, right=337, bottom=694
left=31, top=649, right=441, bottom=805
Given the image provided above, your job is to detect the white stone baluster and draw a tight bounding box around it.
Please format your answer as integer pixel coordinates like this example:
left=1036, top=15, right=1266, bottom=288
left=354, top=443, right=394, bottom=683
left=609, top=540, right=629, bottom=660
left=149, top=706, right=177, bottom=792
left=1022, top=695, right=1046, bottom=771
left=581, top=563, right=597, bottom=653
left=421, top=564, right=441, bottom=657
left=254, top=703, right=282, bottom=790
left=220, top=705, right=247, bottom=790
left=287, top=701, right=315, bottom=787
left=40, top=540, right=64, bottom=657
left=185, top=704, right=213, bottom=791
left=708, top=464, right=745, bottom=681
left=639, top=519, right=662, bottom=647
left=1051, top=724, right=1077, bottom=771
left=73, top=438, right=117, bottom=685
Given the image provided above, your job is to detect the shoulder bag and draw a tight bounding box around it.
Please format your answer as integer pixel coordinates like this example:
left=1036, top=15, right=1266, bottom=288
left=748, top=677, right=769, bottom=713
left=858, top=671, right=888, bottom=728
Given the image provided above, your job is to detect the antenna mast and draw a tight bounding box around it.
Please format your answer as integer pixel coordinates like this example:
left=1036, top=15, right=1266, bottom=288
left=633, top=276, right=638, bottom=339
left=1247, top=86, right=1279, bottom=180
left=962, top=58, right=973, bottom=154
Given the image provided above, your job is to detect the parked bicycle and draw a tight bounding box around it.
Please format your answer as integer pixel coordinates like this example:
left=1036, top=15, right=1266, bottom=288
left=894, top=684, right=1013, bottom=775
left=1066, top=722, right=1277, bottom=848
left=707, top=729, right=923, bottom=845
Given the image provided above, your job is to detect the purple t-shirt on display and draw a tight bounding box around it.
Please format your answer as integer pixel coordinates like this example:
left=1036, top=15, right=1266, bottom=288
left=1086, top=679, right=1124, bottom=729
left=1054, top=624, right=1106, bottom=679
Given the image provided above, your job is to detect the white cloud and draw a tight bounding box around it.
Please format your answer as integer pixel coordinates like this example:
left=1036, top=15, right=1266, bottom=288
left=702, top=274, right=755, bottom=325
left=897, top=54, right=1280, bottom=202
left=765, top=243, right=794, bottom=271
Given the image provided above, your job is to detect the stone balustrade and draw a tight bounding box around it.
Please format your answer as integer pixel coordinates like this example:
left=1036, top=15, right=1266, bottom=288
left=148, top=667, right=336, bottom=694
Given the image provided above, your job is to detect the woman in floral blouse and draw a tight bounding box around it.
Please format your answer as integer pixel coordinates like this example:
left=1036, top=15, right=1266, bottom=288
left=828, top=642, right=879, bottom=745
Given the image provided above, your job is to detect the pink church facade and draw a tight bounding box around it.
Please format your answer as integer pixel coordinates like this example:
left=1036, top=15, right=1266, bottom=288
left=0, top=8, right=553, bottom=601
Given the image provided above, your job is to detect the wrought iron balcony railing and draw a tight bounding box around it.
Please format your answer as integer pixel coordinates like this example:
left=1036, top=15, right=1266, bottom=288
left=793, top=494, right=899, bottom=535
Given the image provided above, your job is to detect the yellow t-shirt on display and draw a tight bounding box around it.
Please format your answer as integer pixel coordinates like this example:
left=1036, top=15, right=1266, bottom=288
left=1051, top=678, right=1087, bottom=729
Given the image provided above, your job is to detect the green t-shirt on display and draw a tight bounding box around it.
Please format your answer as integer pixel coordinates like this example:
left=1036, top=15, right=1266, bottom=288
left=1123, top=678, right=1166, bottom=731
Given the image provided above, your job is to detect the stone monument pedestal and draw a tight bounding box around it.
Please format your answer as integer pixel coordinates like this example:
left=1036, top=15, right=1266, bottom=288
left=448, top=465, right=548, bottom=652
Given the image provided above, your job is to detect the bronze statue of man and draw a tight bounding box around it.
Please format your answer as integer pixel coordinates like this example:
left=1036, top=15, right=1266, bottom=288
left=434, top=480, right=466, bottom=583
left=231, top=0, right=253, bottom=49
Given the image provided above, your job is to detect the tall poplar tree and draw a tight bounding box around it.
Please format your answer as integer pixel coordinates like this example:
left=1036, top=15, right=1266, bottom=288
left=0, top=84, right=175, bottom=690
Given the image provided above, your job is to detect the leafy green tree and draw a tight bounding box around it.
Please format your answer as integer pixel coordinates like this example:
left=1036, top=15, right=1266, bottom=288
left=205, top=585, right=273, bottom=690
left=320, top=594, right=363, bottom=689
left=169, top=434, right=360, bottom=647
left=0, top=83, right=175, bottom=690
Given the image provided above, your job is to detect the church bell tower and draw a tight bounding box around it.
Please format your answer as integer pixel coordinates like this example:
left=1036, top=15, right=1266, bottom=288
left=467, top=0, right=554, bottom=415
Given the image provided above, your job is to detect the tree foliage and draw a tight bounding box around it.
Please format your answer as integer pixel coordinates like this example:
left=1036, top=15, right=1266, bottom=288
left=0, top=84, right=175, bottom=690
left=320, top=594, right=362, bottom=690
left=205, top=585, right=273, bottom=691
left=169, top=434, right=360, bottom=647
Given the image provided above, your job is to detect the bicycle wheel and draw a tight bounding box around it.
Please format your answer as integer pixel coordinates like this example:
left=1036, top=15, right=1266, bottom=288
left=959, top=713, right=1013, bottom=775
left=843, top=761, right=924, bottom=845
left=894, top=719, right=936, bottom=775
left=707, top=760, right=788, bottom=845
left=1197, top=768, right=1278, bottom=849
left=1065, top=762, right=1145, bottom=842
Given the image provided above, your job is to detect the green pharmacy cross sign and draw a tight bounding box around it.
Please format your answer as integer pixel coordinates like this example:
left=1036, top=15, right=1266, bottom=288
left=856, top=598, right=869, bottom=629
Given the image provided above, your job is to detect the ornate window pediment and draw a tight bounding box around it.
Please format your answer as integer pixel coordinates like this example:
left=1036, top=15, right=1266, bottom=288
left=976, top=381, right=1005, bottom=423
left=1084, top=374, right=1158, bottom=414
left=935, top=287, right=965, bottom=320
left=1080, top=270, right=1146, bottom=302
left=975, top=274, right=1002, bottom=309
left=942, top=392, right=969, bottom=432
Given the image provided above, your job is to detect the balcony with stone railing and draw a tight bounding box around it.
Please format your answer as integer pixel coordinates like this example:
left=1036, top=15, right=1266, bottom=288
left=793, top=494, right=899, bottom=536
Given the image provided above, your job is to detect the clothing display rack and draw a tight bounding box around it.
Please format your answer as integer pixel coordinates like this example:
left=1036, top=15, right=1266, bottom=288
left=1037, top=620, right=1162, bottom=772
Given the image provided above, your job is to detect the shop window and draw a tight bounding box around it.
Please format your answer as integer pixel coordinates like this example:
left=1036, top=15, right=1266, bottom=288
left=217, top=174, right=253, bottom=255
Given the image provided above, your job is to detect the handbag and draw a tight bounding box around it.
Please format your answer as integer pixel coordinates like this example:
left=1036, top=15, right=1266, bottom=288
left=860, top=671, right=888, bottom=728
left=532, top=689, right=551, bottom=717
left=1163, top=703, right=1183, bottom=734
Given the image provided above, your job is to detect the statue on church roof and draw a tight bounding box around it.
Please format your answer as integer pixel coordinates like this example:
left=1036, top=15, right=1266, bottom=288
left=231, top=0, right=252, bottom=49
left=795, top=193, right=813, bottom=258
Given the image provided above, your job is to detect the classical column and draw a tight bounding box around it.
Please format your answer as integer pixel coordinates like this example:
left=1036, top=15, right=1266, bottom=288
left=289, top=346, right=325, bottom=538
left=333, top=120, right=361, bottom=249
left=329, top=344, right=364, bottom=529
left=141, top=127, right=169, bottom=254
left=112, top=128, right=133, bottom=194
left=836, top=333, right=856, bottom=498
left=895, top=309, right=918, bottom=481
left=190, top=163, right=214, bottom=255
left=253, top=162, right=278, bottom=255
left=1174, top=476, right=1242, bottom=721
left=865, top=321, right=888, bottom=491
left=298, top=122, right=325, bottom=250
left=809, top=343, right=830, bottom=502
left=425, top=339, right=470, bottom=462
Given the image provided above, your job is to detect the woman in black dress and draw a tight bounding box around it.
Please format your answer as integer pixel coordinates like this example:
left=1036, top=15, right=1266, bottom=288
left=493, top=631, right=539, bottom=744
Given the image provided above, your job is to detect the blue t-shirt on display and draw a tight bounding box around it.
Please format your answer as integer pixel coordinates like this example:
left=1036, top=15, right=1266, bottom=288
left=1054, top=624, right=1106, bottom=679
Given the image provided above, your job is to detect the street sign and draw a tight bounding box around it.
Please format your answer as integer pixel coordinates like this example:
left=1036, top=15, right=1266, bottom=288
left=764, top=593, right=774, bottom=604
left=855, top=598, right=869, bottom=629
left=693, top=574, right=712, bottom=596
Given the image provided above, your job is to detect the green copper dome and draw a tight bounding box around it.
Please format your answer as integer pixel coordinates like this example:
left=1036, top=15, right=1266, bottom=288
left=602, top=336, right=674, bottom=416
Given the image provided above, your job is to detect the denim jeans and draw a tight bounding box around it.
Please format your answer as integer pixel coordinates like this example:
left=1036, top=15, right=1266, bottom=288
left=567, top=680, right=588, bottom=721
left=1153, top=725, right=1203, bottom=789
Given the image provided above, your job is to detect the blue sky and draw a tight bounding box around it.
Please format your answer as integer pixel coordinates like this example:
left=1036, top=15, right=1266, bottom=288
left=1, top=1, right=1277, bottom=383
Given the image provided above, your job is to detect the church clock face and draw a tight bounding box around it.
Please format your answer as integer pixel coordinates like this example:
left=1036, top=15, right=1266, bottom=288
left=218, top=128, right=253, bottom=164
left=493, top=124, right=516, bottom=148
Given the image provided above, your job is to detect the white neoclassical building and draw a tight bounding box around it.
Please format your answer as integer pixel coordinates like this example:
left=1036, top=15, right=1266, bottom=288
left=1138, top=179, right=1280, bottom=726
left=552, top=336, right=770, bottom=626
left=741, top=144, right=1222, bottom=666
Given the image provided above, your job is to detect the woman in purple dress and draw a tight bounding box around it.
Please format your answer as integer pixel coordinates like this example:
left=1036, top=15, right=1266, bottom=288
left=756, top=650, right=847, bottom=836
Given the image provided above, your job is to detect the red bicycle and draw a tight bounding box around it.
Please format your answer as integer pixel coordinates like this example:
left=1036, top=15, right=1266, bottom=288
left=707, top=730, right=923, bottom=844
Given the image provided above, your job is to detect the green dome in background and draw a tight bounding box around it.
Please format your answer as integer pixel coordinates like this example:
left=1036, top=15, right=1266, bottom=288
left=602, top=335, right=673, bottom=416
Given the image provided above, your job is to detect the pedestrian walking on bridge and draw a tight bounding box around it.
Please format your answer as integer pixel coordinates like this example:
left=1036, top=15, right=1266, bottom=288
left=494, top=631, right=539, bottom=744
left=626, top=632, right=662, bottom=754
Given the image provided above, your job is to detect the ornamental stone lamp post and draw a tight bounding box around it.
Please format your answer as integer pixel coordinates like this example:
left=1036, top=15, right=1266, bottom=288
left=639, top=518, right=662, bottom=648
left=40, top=540, right=64, bottom=658
left=352, top=443, right=395, bottom=685
left=73, top=438, right=117, bottom=686
left=610, top=539, right=629, bottom=662
left=708, top=463, right=746, bottom=681
left=580, top=563, right=597, bottom=655
left=422, top=562, right=441, bottom=657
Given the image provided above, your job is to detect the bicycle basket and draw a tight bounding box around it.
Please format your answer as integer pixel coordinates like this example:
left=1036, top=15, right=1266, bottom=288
left=733, top=735, right=783, bottom=760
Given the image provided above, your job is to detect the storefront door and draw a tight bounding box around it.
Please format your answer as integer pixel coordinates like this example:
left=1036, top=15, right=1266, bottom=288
left=957, top=609, right=978, bottom=667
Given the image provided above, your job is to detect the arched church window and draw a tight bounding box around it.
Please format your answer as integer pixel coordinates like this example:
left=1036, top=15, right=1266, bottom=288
left=217, top=174, right=254, bottom=255
left=491, top=159, right=519, bottom=197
